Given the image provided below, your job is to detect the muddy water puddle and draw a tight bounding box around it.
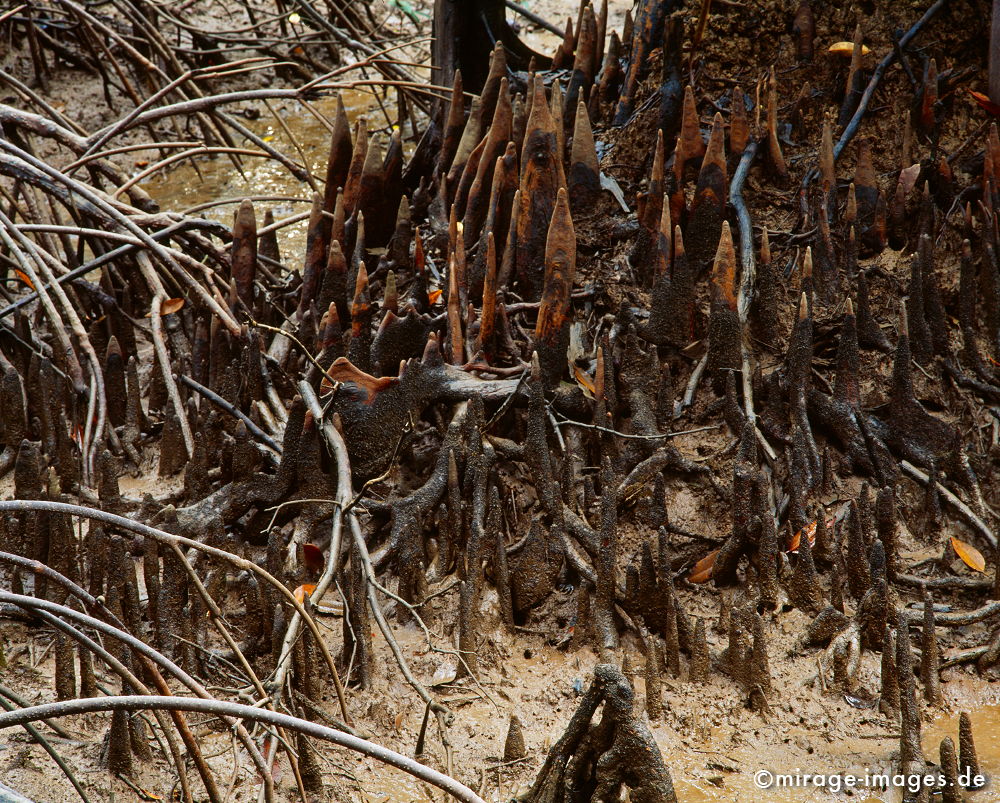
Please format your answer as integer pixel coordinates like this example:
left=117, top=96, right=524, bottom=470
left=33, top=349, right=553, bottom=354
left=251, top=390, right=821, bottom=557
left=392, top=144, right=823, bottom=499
left=145, top=88, right=380, bottom=260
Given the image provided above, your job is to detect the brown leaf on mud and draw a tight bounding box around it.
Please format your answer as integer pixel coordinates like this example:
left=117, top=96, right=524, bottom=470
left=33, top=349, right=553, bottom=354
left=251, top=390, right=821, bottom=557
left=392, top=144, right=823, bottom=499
left=161, top=297, right=185, bottom=315
left=828, top=41, right=871, bottom=56
left=688, top=549, right=719, bottom=583
left=951, top=537, right=986, bottom=572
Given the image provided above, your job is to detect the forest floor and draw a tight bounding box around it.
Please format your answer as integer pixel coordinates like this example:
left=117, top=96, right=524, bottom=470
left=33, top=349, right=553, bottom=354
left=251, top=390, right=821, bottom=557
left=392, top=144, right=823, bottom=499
left=2, top=0, right=1000, bottom=802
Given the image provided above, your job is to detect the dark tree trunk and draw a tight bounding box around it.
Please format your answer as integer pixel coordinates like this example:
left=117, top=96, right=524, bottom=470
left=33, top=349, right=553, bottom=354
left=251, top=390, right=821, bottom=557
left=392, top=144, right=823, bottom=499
left=432, top=0, right=550, bottom=96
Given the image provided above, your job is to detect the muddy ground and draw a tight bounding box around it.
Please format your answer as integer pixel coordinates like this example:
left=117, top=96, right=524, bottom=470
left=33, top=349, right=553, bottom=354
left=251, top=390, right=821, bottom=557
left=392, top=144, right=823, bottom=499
left=2, top=0, right=1000, bottom=802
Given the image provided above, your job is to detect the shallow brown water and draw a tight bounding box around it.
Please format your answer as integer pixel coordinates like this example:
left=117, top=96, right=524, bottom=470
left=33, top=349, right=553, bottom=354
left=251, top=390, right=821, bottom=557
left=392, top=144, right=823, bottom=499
left=145, top=88, right=378, bottom=261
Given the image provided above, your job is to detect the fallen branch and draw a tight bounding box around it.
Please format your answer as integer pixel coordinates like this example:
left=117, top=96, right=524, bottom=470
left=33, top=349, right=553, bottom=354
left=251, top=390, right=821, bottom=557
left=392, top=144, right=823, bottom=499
left=900, top=460, right=996, bottom=547
left=0, top=697, right=487, bottom=803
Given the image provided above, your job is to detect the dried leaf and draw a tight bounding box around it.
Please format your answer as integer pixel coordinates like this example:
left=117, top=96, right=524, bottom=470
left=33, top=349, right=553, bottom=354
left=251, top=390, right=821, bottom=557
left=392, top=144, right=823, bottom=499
left=145, top=298, right=185, bottom=317
left=13, top=269, right=34, bottom=290
left=573, top=364, right=596, bottom=398
left=688, top=549, right=719, bottom=583
left=843, top=693, right=877, bottom=709
left=970, top=90, right=1000, bottom=118
left=394, top=711, right=405, bottom=733
left=828, top=41, right=871, bottom=56
left=302, top=543, right=325, bottom=573
left=293, top=583, right=317, bottom=604
left=897, top=162, right=922, bottom=197
left=431, top=662, right=457, bottom=686
left=788, top=520, right=817, bottom=553
left=951, top=537, right=986, bottom=572
left=600, top=171, right=630, bottom=213
left=161, top=297, right=185, bottom=315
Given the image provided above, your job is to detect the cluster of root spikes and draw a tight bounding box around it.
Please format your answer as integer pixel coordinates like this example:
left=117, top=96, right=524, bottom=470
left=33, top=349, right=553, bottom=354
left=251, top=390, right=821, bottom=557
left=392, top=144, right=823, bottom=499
left=2, top=0, right=1000, bottom=801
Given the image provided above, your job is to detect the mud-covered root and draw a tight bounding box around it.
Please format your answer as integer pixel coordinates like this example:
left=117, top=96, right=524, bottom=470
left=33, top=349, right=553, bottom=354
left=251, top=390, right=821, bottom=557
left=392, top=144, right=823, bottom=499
left=524, top=664, right=678, bottom=803
left=880, top=624, right=900, bottom=720
left=296, top=730, right=324, bottom=795
left=689, top=617, right=710, bottom=683
left=757, top=513, right=780, bottom=610
left=686, top=113, right=727, bottom=272
left=788, top=516, right=823, bottom=613
left=897, top=612, right=926, bottom=785
left=535, top=188, right=577, bottom=389
left=842, top=500, right=872, bottom=600
left=706, top=222, right=741, bottom=390
left=920, top=592, right=942, bottom=705
left=504, top=713, right=527, bottom=762
left=798, top=607, right=849, bottom=650
left=568, top=99, right=600, bottom=215
left=748, top=613, right=772, bottom=716
left=53, top=631, right=76, bottom=701
left=939, top=736, right=961, bottom=803
left=751, top=226, right=781, bottom=348
left=100, top=703, right=133, bottom=775
left=644, top=631, right=663, bottom=721
left=959, top=711, right=985, bottom=789
left=856, top=269, right=892, bottom=352
left=765, top=68, right=789, bottom=185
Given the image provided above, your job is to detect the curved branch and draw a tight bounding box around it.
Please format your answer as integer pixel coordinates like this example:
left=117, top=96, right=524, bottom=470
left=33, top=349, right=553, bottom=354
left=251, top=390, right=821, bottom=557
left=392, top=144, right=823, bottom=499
left=0, top=697, right=486, bottom=803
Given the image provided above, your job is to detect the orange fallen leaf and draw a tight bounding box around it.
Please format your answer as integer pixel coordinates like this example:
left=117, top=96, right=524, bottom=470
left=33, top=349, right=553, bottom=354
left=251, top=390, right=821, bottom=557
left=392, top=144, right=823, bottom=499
left=788, top=520, right=817, bottom=553
left=688, top=549, right=719, bottom=583
left=951, top=537, right=986, bottom=572
left=828, top=41, right=871, bottom=56
left=394, top=711, right=405, bottom=733
left=428, top=288, right=443, bottom=304
left=970, top=90, right=1000, bottom=118
left=144, top=298, right=185, bottom=317
left=293, top=583, right=317, bottom=604
left=573, top=365, right=596, bottom=397
left=13, top=269, right=34, bottom=290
